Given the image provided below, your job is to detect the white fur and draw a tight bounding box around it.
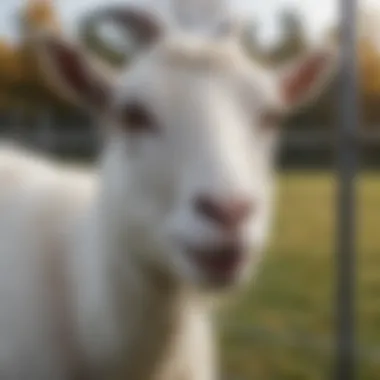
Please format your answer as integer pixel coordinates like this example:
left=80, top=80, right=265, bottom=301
left=0, top=141, right=220, bottom=380
left=0, top=5, right=334, bottom=379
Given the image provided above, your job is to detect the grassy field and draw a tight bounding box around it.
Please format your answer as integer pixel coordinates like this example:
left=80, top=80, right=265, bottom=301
left=220, top=172, right=380, bottom=380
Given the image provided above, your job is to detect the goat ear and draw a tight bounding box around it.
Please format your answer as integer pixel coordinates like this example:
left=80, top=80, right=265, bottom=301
left=36, top=33, right=112, bottom=110
left=277, top=47, right=337, bottom=110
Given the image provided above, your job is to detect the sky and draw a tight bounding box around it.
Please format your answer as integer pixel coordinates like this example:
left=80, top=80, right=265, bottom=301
left=0, top=0, right=376, bottom=45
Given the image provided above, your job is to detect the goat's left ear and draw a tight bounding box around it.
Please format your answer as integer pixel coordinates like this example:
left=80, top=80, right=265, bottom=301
left=35, top=32, right=113, bottom=111
left=276, top=47, right=338, bottom=110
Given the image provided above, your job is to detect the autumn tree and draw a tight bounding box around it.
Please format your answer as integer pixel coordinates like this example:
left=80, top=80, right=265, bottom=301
left=6, top=0, right=70, bottom=119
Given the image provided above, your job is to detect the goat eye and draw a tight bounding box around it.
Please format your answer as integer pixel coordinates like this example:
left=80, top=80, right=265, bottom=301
left=120, top=103, right=156, bottom=133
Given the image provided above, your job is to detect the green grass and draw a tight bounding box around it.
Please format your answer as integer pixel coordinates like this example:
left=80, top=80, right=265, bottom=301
left=220, top=172, right=380, bottom=380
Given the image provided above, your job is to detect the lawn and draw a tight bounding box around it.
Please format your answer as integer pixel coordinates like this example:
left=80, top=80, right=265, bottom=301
left=220, top=172, right=380, bottom=380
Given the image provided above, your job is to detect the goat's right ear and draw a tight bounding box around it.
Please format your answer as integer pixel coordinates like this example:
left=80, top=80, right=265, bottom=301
left=36, top=33, right=112, bottom=110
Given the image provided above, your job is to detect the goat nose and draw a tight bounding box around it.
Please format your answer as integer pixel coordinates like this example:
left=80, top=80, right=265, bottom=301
left=194, top=194, right=254, bottom=230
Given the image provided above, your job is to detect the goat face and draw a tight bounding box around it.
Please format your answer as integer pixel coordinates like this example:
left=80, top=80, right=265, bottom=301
left=37, top=7, right=336, bottom=292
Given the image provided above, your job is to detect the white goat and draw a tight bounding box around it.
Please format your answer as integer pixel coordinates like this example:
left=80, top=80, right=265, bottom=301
left=0, top=5, right=335, bottom=380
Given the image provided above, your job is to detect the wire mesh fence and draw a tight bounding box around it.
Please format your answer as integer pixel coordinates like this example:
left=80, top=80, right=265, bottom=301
left=2, top=123, right=379, bottom=168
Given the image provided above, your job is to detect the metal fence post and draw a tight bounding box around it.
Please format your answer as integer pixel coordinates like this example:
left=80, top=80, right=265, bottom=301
left=336, top=0, right=358, bottom=379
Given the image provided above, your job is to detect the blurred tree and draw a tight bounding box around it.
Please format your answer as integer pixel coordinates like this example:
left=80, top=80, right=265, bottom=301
left=10, top=0, right=68, bottom=117
left=0, top=40, right=24, bottom=86
left=358, top=35, right=380, bottom=127
left=19, top=0, right=61, bottom=37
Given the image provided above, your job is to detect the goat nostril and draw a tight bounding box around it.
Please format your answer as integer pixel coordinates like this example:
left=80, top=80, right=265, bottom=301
left=194, top=195, right=254, bottom=229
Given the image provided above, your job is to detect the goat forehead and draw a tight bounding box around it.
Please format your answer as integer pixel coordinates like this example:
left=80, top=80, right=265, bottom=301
left=115, top=38, right=279, bottom=113
left=117, top=59, right=232, bottom=108
left=118, top=37, right=243, bottom=81
left=154, top=38, right=276, bottom=90
left=159, top=37, right=239, bottom=71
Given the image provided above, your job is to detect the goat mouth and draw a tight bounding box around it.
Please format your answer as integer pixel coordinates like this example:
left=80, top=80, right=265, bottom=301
left=184, top=241, right=246, bottom=283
